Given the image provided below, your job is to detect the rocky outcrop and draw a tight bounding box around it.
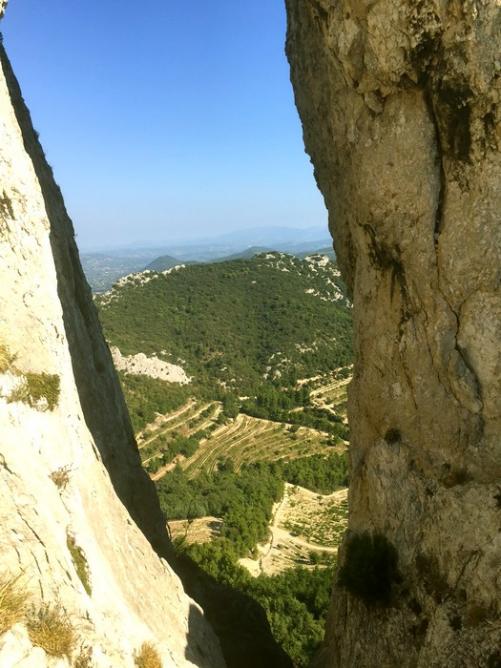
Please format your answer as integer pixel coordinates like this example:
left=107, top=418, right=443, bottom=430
left=0, top=7, right=224, bottom=666
left=286, top=1, right=500, bottom=666
left=110, top=347, right=191, bottom=384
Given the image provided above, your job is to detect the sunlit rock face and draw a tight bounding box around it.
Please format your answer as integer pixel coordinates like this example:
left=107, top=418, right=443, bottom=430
left=0, top=3, right=224, bottom=666
left=286, top=1, right=500, bottom=666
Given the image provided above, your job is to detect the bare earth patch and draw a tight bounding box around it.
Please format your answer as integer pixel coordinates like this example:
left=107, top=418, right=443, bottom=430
left=240, top=483, right=348, bottom=576
left=111, top=346, right=190, bottom=384
left=168, top=517, right=223, bottom=545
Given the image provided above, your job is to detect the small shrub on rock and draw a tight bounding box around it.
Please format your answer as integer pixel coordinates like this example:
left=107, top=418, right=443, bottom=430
left=27, top=604, right=77, bottom=657
left=67, top=535, right=92, bottom=596
left=50, top=465, right=71, bottom=490
left=0, top=344, right=16, bottom=374
left=0, top=574, right=28, bottom=635
left=8, top=372, right=60, bottom=411
left=338, top=531, right=400, bottom=605
left=134, top=642, right=162, bottom=668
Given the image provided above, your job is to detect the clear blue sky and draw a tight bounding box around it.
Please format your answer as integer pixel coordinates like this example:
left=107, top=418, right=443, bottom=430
left=2, top=1, right=326, bottom=250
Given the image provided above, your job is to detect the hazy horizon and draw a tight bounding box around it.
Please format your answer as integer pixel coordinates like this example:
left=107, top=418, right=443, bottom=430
left=2, top=1, right=327, bottom=249
left=78, top=224, right=332, bottom=254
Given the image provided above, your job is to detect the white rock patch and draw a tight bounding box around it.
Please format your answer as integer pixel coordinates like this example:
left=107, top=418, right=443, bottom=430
left=111, top=347, right=191, bottom=384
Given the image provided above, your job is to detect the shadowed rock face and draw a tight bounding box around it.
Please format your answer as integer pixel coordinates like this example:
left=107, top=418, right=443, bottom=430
left=0, top=3, right=225, bottom=665
left=285, top=1, right=500, bottom=666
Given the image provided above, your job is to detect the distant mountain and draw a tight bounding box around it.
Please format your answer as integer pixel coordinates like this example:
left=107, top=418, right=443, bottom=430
left=213, top=246, right=271, bottom=262
left=96, top=252, right=351, bottom=394
left=81, top=228, right=334, bottom=291
left=207, top=226, right=330, bottom=247
left=146, top=254, right=183, bottom=272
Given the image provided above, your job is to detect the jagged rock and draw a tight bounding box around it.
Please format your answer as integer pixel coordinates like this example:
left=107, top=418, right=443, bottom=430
left=0, top=5, right=224, bottom=666
left=286, top=1, right=500, bottom=666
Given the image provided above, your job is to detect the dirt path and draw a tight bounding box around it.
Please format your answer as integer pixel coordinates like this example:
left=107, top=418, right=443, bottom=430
left=240, top=484, right=348, bottom=577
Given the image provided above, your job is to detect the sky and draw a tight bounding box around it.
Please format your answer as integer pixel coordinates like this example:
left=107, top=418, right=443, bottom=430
left=2, top=1, right=327, bottom=250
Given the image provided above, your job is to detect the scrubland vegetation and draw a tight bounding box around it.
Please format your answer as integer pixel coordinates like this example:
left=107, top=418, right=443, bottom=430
left=97, top=254, right=352, bottom=394
left=97, top=253, right=354, bottom=666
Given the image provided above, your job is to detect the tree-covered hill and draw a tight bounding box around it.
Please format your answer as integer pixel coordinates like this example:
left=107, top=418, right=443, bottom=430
left=96, top=252, right=352, bottom=394
left=95, top=251, right=353, bottom=667
left=145, top=254, right=184, bottom=271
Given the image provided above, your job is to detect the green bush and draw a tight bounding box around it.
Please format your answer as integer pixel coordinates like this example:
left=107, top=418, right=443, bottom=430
left=67, top=535, right=92, bottom=596
left=338, top=531, right=400, bottom=605
left=9, top=372, right=60, bottom=411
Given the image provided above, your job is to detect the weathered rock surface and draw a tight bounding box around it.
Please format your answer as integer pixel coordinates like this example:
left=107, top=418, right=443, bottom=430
left=111, top=346, right=191, bottom=384
left=286, top=1, right=500, bottom=666
left=0, top=7, right=224, bottom=666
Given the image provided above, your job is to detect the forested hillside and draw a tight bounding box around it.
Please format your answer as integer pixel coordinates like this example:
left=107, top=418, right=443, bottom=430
left=96, top=252, right=352, bottom=394
left=96, top=252, right=353, bottom=666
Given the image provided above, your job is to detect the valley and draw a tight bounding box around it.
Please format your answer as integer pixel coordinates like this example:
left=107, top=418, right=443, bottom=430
left=97, top=251, right=353, bottom=667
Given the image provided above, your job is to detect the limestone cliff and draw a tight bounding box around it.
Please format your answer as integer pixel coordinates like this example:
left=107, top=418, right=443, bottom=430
left=286, top=1, right=500, bottom=666
left=0, top=6, right=224, bottom=666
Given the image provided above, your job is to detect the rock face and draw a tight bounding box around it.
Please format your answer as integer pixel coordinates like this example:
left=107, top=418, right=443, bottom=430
left=286, top=1, right=500, bottom=666
left=0, top=8, right=224, bottom=667
left=110, top=346, right=191, bottom=384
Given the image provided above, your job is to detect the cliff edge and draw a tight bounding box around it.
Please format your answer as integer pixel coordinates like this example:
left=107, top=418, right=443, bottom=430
left=0, top=3, right=224, bottom=665
left=286, top=1, right=500, bottom=666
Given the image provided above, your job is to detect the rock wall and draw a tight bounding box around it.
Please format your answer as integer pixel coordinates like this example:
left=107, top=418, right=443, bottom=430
left=0, top=7, right=224, bottom=667
left=286, top=1, right=500, bottom=666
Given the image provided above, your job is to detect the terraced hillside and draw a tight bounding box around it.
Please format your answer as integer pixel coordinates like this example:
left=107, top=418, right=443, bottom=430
left=239, top=484, right=349, bottom=576
left=135, top=397, right=342, bottom=480
left=310, top=369, right=351, bottom=420
left=182, top=414, right=340, bottom=476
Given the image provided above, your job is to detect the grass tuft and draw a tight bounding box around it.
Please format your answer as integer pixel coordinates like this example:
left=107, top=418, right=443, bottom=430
left=0, top=574, right=29, bottom=636
left=67, top=535, right=92, bottom=596
left=8, top=372, right=60, bottom=411
left=0, top=344, right=16, bottom=374
left=134, top=642, right=163, bottom=668
left=27, top=603, right=77, bottom=657
left=50, top=465, right=71, bottom=490
left=73, top=644, right=93, bottom=667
